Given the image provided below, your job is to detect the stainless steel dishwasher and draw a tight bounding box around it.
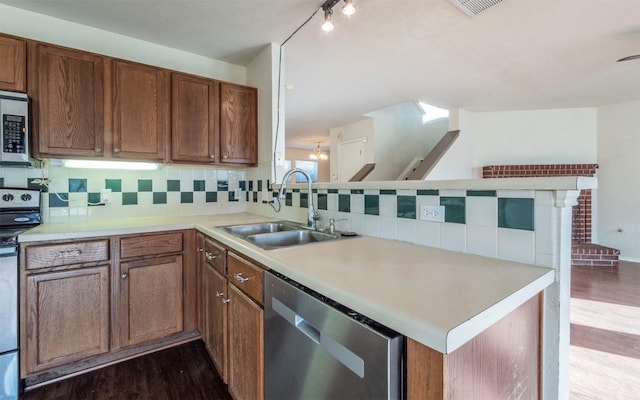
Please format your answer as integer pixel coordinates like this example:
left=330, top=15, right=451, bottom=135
left=264, top=270, right=404, bottom=400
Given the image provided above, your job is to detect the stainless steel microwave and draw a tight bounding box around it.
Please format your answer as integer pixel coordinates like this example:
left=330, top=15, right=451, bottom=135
left=0, top=90, right=30, bottom=165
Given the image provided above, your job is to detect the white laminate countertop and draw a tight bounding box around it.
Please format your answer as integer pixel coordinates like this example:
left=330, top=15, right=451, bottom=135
left=20, top=212, right=554, bottom=354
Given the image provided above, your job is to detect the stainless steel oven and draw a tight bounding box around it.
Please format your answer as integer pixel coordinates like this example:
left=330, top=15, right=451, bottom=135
left=264, top=270, right=404, bottom=400
left=0, top=188, right=41, bottom=399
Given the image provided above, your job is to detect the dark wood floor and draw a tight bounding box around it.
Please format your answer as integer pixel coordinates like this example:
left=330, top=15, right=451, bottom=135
left=20, top=340, right=232, bottom=400
left=570, top=260, right=640, bottom=399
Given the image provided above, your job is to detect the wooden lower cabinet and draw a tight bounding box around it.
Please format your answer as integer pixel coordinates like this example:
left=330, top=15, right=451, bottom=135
left=227, top=283, right=264, bottom=400
left=24, top=265, right=110, bottom=373
left=118, top=255, right=184, bottom=347
left=202, top=262, right=228, bottom=381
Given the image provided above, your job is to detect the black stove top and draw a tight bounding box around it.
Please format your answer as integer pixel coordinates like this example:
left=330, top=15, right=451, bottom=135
left=0, top=187, right=42, bottom=241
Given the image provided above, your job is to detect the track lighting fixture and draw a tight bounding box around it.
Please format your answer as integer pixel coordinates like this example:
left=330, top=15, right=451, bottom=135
left=321, top=0, right=355, bottom=31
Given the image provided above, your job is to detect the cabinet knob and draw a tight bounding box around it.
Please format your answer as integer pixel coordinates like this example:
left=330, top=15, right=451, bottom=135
left=223, top=154, right=228, bottom=159
left=95, top=147, right=102, bottom=153
left=205, top=251, right=216, bottom=261
left=222, top=298, right=231, bottom=304
left=121, top=273, right=128, bottom=279
left=209, top=154, right=215, bottom=159
left=113, top=148, right=120, bottom=153
left=233, top=272, right=250, bottom=284
left=197, top=247, right=203, bottom=253
left=216, top=291, right=224, bottom=297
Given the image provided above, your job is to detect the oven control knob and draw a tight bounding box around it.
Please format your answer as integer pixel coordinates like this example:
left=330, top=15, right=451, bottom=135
left=2, top=194, right=14, bottom=202
left=21, top=194, right=32, bottom=201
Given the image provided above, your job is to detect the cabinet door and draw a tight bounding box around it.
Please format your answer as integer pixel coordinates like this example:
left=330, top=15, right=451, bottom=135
left=0, top=34, right=26, bottom=92
left=171, top=73, right=219, bottom=163
left=29, top=42, right=104, bottom=158
left=24, top=266, right=110, bottom=373
left=196, top=233, right=205, bottom=334
left=119, top=255, right=183, bottom=347
left=111, top=59, right=169, bottom=161
left=227, top=284, right=263, bottom=400
left=203, top=263, right=228, bottom=382
left=219, top=83, right=257, bottom=165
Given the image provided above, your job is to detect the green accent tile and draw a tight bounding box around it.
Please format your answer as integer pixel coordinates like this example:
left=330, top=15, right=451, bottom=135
left=312, top=189, right=318, bottom=193
left=292, top=189, right=300, bottom=193
left=252, top=192, right=258, bottom=202
left=300, top=193, right=308, bottom=208
left=239, top=180, right=246, bottom=190
left=217, top=180, right=228, bottom=191
left=206, top=192, right=217, bottom=203
left=467, top=190, right=497, bottom=197
left=364, top=195, right=379, bottom=215
left=49, top=193, right=68, bottom=207
left=441, top=196, right=466, bottom=224
left=0, top=178, right=4, bottom=186
left=181, top=192, right=193, bottom=203
left=417, top=189, right=439, bottom=196
left=68, top=178, right=87, bottom=193
left=498, top=198, right=535, bottom=231
left=339, top=194, right=350, bottom=213
left=248, top=181, right=254, bottom=191
left=317, top=193, right=327, bottom=210
left=228, top=192, right=238, bottom=202
left=350, top=189, right=364, bottom=194
left=138, top=179, right=152, bottom=192
left=285, top=193, right=292, bottom=206
left=122, top=192, right=138, bottom=205
left=153, top=192, right=167, bottom=204
left=380, top=189, right=396, bottom=195
left=105, top=179, right=121, bottom=192
left=328, top=189, right=339, bottom=194
left=397, top=196, right=416, bottom=219
left=167, top=180, right=180, bottom=192
left=88, top=192, right=101, bottom=204
left=193, top=180, right=205, bottom=192
left=257, top=180, right=263, bottom=191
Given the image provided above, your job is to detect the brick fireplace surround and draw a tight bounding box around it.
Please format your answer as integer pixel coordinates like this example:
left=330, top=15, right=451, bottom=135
left=483, top=164, right=619, bottom=267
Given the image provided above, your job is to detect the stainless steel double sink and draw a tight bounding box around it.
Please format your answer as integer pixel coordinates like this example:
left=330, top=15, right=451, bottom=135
left=219, top=221, right=353, bottom=250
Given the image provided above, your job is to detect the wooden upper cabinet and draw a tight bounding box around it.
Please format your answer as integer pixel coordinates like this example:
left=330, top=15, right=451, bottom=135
left=0, top=34, right=26, bottom=92
left=110, top=59, right=169, bottom=161
left=220, top=83, right=257, bottom=165
left=29, top=42, right=105, bottom=158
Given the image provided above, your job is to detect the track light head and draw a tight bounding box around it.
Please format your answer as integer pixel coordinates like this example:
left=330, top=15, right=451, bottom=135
left=342, top=0, right=355, bottom=16
left=321, top=7, right=334, bottom=32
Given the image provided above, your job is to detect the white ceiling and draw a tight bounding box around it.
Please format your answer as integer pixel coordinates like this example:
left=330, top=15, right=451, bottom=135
left=1, top=0, right=639, bottom=149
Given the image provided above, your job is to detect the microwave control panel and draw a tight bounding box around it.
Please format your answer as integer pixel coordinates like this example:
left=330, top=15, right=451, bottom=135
left=2, top=114, right=27, bottom=155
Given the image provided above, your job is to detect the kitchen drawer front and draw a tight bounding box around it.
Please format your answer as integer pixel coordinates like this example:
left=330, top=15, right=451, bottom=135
left=25, top=239, right=110, bottom=270
left=227, top=252, right=263, bottom=305
left=204, top=239, right=226, bottom=275
left=120, top=232, right=183, bottom=259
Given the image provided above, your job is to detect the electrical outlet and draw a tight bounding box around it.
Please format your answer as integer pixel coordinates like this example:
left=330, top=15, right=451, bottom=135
left=100, top=189, right=112, bottom=204
left=419, top=205, right=445, bottom=222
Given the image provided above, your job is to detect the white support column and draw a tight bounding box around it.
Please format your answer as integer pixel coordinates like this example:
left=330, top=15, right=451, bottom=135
left=543, top=190, right=580, bottom=400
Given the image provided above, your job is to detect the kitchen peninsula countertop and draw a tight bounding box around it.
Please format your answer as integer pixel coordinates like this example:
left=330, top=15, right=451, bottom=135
left=20, top=212, right=554, bottom=354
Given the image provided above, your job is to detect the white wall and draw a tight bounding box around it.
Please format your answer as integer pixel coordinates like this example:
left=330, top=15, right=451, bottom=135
left=329, top=117, right=374, bottom=182
left=0, top=4, right=246, bottom=84
left=427, top=108, right=598, bottom=179
left=364, top=102, right=449, bottom=181
left=596, top=100, right=640, bottom=261
left=284, top=148, right=330, bottom=182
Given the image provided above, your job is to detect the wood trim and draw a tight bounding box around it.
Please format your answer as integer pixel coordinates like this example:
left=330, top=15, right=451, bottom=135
left=405, top=130, right=460, bottom=180
left=406, top=338, right=444, bottom=399
left=183, top=230, right=198, bottom=332
left=349, top=163, right=376, bottom=182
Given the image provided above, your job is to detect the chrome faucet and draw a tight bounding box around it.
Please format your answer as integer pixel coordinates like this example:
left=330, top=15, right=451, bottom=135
left=278, top=168, right=320, bottom=230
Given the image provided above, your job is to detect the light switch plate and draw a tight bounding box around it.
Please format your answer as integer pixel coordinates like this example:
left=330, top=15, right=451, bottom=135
left=419, top=205, right=445, bottom=222
left=100, top=189, right=112, bottom=204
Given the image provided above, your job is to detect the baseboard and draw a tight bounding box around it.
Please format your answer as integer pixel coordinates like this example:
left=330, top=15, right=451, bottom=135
left=619, top=255, right=640, bottom=264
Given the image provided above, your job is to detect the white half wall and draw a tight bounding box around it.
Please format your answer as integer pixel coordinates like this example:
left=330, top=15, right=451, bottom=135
left=427, top=107, right=598, bottom=179
left=596, top=100, right=640, bottom=261
left=0, top=4, right=246, bottom=83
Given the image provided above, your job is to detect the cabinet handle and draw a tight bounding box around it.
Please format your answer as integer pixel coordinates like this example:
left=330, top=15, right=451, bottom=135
left=57, top=250, right=81, bottom=258
left=113, top=148, right=120, bottom=153
left=205, top=251, right=216, bottom=261
left=121, top=273, right=128, bottom=279
left=222, top=298, right=231, bottom=304
left=95, top=147, right=102, bottom=153
left=216, top=291, right=224, bottom=297
left=223, top=154, right=228, bottom=159
left=233, top=272, right=251, bottom=284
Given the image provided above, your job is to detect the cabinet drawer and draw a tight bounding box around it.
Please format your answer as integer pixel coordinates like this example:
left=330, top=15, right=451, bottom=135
left=204, top=239, right=226, bottom=275
left=227, top=253, right=263, bottom=305
left=25, top=239, right=110, bottom=270
left=120, top=232, right=183, bottom=259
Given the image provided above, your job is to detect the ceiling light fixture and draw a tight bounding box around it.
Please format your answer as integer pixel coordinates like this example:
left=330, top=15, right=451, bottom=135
left=321, top=7, right=334, bottom=32
left=309, top=143, right=329, bottom=160
left=321, top=0, right=355, bottom=31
